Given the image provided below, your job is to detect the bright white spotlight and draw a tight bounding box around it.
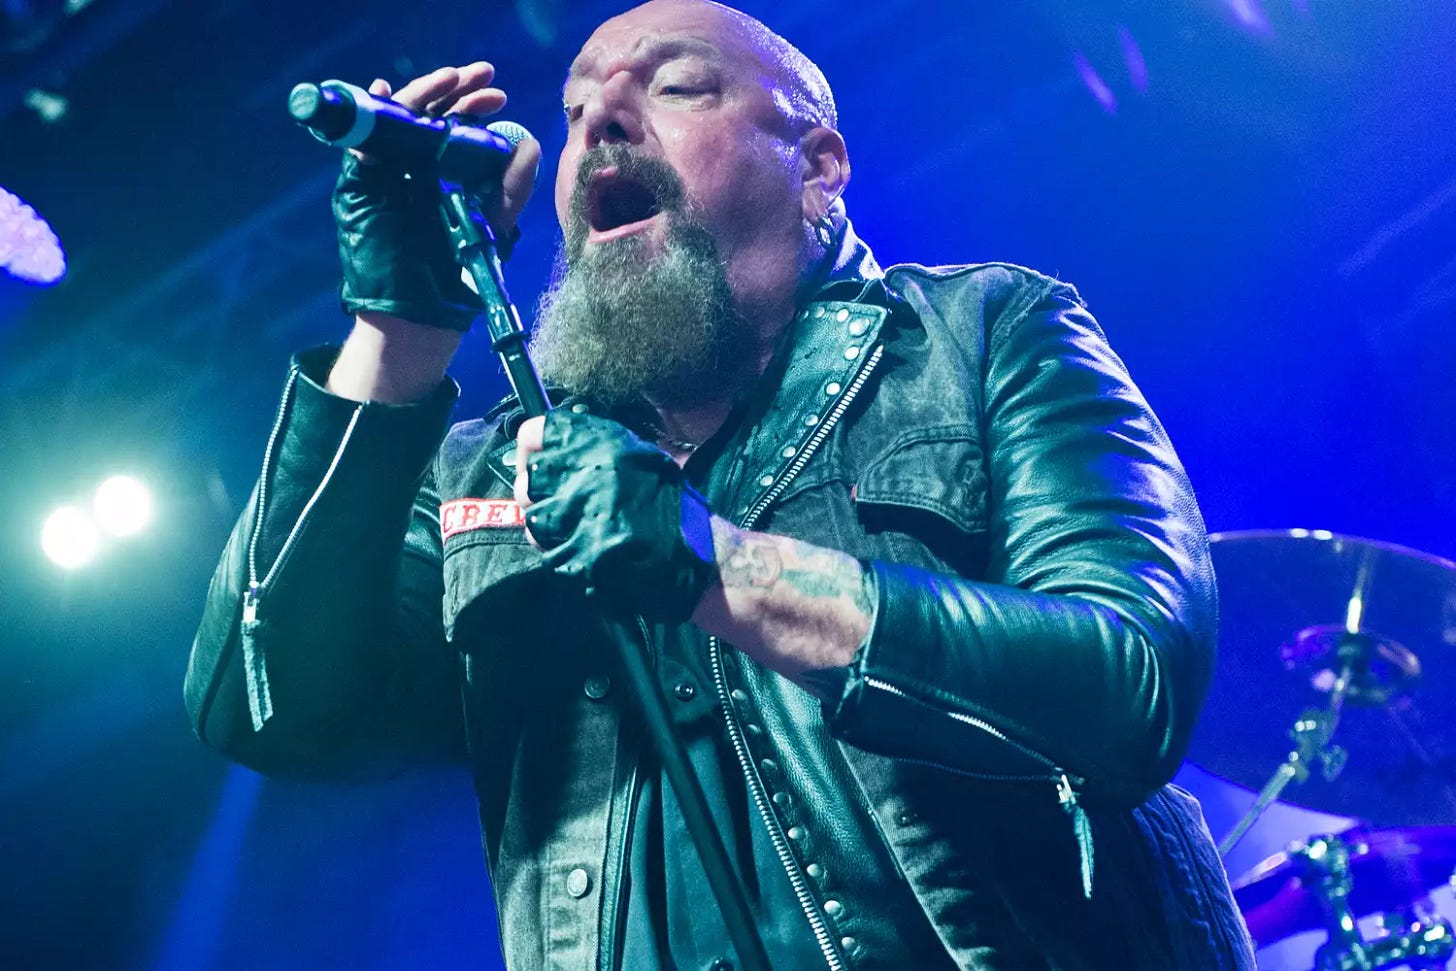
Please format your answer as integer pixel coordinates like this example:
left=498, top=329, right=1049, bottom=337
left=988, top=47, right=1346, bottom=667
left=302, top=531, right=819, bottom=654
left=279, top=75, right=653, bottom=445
left=41, top=505, right=101, bottom=569
left=93, top=474, right=153, bottom=537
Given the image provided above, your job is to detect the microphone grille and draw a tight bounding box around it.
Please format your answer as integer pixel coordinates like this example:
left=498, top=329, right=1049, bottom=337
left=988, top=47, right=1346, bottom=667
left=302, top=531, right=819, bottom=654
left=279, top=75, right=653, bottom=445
left=486, top=120, right=534, bottom=149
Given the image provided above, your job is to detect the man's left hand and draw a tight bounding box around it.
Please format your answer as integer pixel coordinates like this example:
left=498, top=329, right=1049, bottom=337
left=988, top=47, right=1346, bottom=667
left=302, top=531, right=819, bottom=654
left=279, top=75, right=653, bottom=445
left=514, top=411, right=717, bottom=621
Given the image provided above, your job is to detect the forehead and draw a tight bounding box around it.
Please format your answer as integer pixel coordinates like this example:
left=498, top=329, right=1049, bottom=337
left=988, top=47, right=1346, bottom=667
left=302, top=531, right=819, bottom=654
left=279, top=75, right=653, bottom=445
left=566, top=3, right=760, bottom=84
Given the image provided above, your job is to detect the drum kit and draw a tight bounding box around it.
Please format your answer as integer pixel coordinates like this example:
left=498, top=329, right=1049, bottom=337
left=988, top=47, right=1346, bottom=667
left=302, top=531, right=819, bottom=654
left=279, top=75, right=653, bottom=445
left=1192, top=530, right=1456, bottom=970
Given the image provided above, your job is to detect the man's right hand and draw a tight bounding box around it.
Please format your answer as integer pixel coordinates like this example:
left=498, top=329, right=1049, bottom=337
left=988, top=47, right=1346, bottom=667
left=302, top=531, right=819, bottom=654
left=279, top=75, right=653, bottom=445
left=326, top=64, right=541, bottom=404
left=334, top=62, right=542, bottom=334
left=356, top=64, right=541, bottom=241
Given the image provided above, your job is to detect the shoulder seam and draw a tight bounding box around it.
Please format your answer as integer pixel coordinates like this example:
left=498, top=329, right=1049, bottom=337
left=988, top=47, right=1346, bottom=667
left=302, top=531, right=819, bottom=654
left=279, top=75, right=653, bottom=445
left=885, top=261, right=1084, bottom=305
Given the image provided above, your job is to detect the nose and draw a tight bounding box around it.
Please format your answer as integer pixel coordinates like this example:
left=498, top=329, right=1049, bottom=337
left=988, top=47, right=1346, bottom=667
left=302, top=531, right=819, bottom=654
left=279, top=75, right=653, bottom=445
left=579, top=71, right=645, bottom=147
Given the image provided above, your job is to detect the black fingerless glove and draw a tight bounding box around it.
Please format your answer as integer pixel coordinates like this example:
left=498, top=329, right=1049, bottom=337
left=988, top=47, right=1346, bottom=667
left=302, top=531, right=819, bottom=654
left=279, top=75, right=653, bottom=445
left=526, top=410, right=717, bottom=622
left=333, top=153, right=482, bottom=332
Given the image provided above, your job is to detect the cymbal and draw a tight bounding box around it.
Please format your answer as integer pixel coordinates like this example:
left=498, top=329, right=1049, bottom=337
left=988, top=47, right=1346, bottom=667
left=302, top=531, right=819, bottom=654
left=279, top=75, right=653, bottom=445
left=1233, top=826, right=1456, bottom=946
left=1189, top=530, right=1456, bottom=826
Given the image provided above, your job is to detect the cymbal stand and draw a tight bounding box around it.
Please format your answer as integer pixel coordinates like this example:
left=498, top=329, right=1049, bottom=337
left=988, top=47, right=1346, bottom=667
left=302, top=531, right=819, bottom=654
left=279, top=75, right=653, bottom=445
left=1218, top=666, right=1352, bottom=857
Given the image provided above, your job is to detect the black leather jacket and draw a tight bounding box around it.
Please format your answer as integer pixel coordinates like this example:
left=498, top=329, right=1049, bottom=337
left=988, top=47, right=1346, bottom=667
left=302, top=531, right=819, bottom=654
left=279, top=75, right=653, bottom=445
left=186, top=229, right=1255, bottom=969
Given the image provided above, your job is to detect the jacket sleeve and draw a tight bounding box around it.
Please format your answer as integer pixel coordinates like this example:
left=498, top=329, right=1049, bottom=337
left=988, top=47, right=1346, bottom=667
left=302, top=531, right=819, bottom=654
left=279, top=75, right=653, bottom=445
left=184, top=346, right=466, bottom=780
left=827, top=282, right=1217, bottom=808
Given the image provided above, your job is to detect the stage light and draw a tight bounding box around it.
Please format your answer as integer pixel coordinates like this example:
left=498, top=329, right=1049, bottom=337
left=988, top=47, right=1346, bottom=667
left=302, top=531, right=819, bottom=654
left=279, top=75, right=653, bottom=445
left=1222, top=0, right=1271, bottom=33
left=41, top=505, right=101, bottom=569
left=23, top=87, right=68, bottom=123
left=0, top=187, right=66, bottom=284
left=1072, top=52, right=1117, bottom=114
left=93, top=474, right=152, bottom=537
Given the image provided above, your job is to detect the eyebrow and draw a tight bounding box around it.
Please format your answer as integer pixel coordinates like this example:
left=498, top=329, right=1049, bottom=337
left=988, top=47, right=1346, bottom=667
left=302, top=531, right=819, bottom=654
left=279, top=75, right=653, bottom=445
left=565, top=35, right=725, bottom=88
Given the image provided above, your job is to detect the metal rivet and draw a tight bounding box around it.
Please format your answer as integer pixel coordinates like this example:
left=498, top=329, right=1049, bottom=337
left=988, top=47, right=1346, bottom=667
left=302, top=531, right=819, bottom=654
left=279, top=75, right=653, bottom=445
left=781, top=445, right=797, bottom=459
left=849, top=319, right=869, bottom=337
left=744, top=722, right=763, bottom=736
left=566, top=867, right=591, bottom=898
left=787, top=826, right=806, bottom=840
left=843, top=345, right=860, bottom=360
left=805, top=862, right=823, bottom=879
left=502, top=449, right=517, bottom=467
left=814, top=306, right=827, bottom=317
left=673, top=682, right=696, bottom=702
left=825, top=382, right=841, bottom=396
left=571, top=402, right=590, bottom=414
left=772, top=791, right=792, bottom=809
left=804, top=415, right=819, bottom=427
left=583, top=676, right=610, bottom=700
left=730, top=688, right=749, bottom=703
left=761, top=758, right=780, bottom=776
left=840, top=936, right=856, bottom=951
left=835, top=308, right=850, bottom=322
left=758, top=474, right=775, bottom=487
left=824, top=899, right=843, bottom=917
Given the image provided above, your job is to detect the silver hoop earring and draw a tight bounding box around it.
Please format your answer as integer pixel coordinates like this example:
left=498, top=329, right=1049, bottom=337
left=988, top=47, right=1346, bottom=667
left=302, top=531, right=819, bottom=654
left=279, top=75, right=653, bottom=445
left=814, top=212, right=835, bottom=248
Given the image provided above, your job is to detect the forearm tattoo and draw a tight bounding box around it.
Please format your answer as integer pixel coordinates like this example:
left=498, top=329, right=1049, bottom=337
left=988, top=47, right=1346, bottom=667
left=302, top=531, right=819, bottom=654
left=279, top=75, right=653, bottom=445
left=715, top=521, right=873, bottom=617
left=718, top=527, right=783, bottom=588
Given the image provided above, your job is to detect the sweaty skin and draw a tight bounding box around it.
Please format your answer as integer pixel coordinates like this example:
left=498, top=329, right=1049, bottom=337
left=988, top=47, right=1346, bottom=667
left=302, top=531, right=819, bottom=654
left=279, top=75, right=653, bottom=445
left=333, top=0, right=869, bottom=689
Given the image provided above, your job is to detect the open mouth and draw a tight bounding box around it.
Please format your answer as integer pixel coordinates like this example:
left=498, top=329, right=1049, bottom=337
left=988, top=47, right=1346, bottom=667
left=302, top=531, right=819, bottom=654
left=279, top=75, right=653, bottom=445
left=586, top=166, right=662, bottom=239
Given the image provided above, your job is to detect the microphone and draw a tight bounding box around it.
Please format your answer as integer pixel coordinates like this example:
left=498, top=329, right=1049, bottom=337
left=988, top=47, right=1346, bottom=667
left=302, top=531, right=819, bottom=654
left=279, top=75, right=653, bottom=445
left=287, top=80, right=532, bottom=179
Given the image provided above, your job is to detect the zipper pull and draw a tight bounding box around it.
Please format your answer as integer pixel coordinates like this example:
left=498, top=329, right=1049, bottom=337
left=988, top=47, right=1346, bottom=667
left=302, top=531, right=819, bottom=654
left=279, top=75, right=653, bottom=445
left=240, top=583, right=273, bottom=731
left=1057, top=772, right=1094, bottom=899
left=242, top=582, right=260, bottom=624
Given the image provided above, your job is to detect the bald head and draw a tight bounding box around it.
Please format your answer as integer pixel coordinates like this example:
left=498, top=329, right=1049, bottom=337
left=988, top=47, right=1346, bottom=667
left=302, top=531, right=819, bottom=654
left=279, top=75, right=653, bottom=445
left=579, top=0, right=837, bottom=134
left=693, top=1, right=837, bottom=130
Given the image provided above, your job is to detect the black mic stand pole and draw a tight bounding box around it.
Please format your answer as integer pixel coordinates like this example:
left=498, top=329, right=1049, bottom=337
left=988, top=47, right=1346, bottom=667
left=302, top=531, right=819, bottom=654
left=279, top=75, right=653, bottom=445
left=435, top=135, right=772, bottom=971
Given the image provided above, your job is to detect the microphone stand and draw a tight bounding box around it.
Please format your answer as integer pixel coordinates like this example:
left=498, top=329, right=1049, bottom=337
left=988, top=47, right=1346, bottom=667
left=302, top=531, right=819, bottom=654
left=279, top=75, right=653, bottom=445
left=435, top=137, right=772, bottom=971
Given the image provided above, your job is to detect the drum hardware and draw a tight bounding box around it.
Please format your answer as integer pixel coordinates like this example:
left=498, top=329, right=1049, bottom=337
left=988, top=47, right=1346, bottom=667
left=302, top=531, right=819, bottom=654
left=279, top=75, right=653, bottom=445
left=1193, top=530, right=1456, bottom=969
left=1191, top=530, right=1456, bottom=827
left=1217, top=629, right=1418, bottom=857
left=1294, top=834, right=1454, bottom=971
left=1233, top=827, right=1456, bottom=969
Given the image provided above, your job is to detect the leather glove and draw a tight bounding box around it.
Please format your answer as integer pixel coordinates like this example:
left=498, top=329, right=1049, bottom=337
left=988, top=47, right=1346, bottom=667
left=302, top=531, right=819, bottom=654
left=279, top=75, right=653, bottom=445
left=332, top=153, right=483, bottom=332
left=524, top=410, right=717, bottom=622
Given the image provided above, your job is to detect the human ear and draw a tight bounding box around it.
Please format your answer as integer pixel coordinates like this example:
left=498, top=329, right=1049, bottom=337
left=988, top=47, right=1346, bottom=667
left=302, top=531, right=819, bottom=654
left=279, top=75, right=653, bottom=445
left=798, top=126, right=850, bottom=222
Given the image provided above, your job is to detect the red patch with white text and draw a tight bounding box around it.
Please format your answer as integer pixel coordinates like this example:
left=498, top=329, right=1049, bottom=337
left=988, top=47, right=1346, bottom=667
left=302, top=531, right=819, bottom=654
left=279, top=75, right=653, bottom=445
left=441, top=498, right=525, bottom=539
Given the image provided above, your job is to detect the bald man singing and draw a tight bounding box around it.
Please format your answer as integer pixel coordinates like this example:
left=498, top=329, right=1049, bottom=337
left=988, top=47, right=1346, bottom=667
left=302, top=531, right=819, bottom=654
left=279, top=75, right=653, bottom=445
left=187, top=2, right=1256, bottom=967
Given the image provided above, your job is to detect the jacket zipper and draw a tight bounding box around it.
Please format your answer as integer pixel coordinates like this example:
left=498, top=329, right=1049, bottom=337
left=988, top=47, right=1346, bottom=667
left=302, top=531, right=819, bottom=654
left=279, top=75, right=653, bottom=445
left=707, top=343, right=884, bottom=971
left=240, top=366, right=364, bottom=730
left=862, top=675, right=1096, bottom=899
left=740, top=346, right=884, bottom=526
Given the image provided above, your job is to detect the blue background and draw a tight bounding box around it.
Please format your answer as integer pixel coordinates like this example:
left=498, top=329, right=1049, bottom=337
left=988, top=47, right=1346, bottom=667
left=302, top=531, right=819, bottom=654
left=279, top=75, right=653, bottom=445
left=1, top=0, right=1453, bottom=967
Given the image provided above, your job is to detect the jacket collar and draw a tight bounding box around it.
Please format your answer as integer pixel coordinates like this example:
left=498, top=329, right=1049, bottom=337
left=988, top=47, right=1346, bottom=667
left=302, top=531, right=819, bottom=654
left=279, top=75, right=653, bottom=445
left=805, top=218, right=890, bottom=306
left=709, top=220, right=897, bottom=522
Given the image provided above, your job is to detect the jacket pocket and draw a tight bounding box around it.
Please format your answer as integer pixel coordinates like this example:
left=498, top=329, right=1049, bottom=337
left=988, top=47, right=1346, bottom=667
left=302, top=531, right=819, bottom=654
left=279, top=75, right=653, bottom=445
left=853, top=423, right=988, bottom=532
left=850, top=424, right=990, bottom=576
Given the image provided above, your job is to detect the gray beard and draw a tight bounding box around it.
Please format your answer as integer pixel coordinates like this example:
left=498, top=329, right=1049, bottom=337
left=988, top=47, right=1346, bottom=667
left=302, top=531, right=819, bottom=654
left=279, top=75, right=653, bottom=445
left=529, top=158, right=742, bottom=407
